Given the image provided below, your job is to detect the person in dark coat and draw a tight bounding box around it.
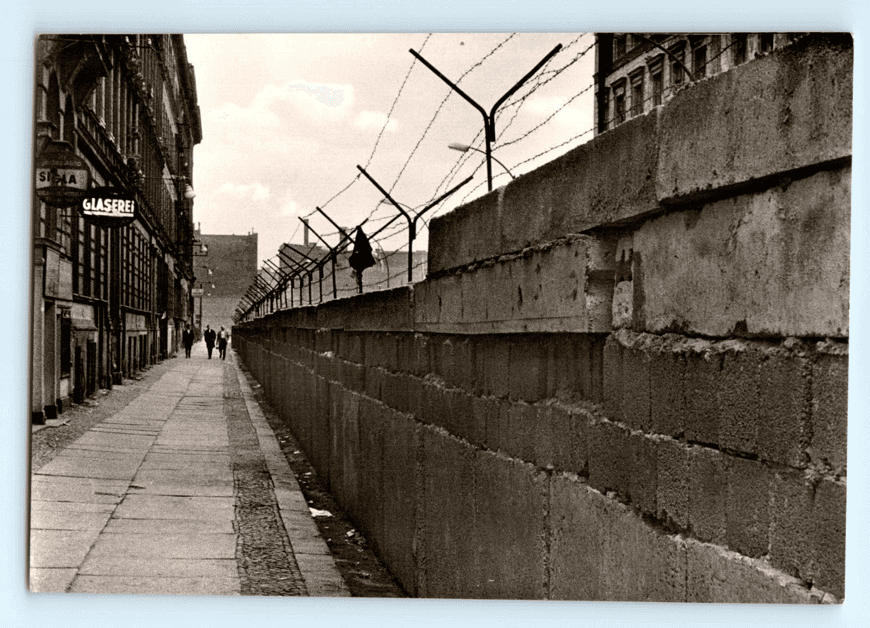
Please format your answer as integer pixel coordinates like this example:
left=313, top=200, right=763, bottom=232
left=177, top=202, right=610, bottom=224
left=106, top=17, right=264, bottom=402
left=218, top=326, right=228, bottom=360
left=204, top=325, right=216, bottom=359
left=182, top=324, right=194, bottom=358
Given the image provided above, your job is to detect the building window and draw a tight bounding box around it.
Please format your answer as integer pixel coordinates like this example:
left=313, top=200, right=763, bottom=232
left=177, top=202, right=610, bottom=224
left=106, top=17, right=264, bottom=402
left=670, top=46, right=685, bottom=87
left=614, top=34, right=627, bottom=59
left=732, top=34, right=747, bottom=66
left=630, top=70, right=644, bottom=117
left=600, top=90, right=610, bottom=131
left=649, top=58, right=664, bottom=106
left=613, top=82, right=626, bottom=125
left=693, top=45, right=707, bottom=79
left=759, top=33, right=774, bottom=54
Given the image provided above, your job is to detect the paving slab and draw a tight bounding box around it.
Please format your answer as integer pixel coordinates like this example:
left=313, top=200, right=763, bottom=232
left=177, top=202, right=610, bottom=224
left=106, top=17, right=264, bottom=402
left=69, top=575, right=241, bottom=596
left=29, top=568, right=79, bottom=593
left=30, top=509, right=113, bottom=531
left=87, top=533, right=237, bottom=560
left=112, top=494, right=235, bottom=520
left=30, top=529, right=101, bottom=568
left=78, top=556, right=239, bottom=578
left=102, top=517, right=236, bottom=535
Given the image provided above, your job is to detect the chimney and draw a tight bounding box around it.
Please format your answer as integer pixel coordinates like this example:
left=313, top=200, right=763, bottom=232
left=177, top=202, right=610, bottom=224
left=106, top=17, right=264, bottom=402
left=302, top=218, right=310, bottom=246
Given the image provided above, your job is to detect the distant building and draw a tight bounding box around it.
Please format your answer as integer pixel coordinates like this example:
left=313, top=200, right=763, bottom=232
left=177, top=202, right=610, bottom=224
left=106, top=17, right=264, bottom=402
left=32, top=35, right=202, bottom=423
left=193, top=229, right=258, bottom=333
left=237, top=223, right=426, bottom=319
left=594, top=33, right=805, bottom=134
left=277, top=222, right=427, bottom=305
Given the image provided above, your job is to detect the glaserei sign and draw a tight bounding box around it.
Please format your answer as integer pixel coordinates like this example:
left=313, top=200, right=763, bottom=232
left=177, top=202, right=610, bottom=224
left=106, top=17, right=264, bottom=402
left=79, top=186, right=137, bottom=227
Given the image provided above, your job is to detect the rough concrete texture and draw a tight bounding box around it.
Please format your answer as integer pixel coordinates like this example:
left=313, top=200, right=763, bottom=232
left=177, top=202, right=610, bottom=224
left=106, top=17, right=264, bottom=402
left=656, top=33, right=852, bottom=204
left=417, top=236, right=614, bottom=334
left=633, top=167, right=850, bottom=338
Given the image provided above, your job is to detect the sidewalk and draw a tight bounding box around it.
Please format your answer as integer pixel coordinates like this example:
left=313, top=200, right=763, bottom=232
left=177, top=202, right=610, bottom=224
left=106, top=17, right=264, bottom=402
left=29, top=342, right=349, bottom=597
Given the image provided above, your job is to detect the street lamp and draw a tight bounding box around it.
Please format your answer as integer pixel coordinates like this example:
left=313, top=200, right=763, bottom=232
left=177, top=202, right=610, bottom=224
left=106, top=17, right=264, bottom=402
left=448, top=143, right=515, bottom=180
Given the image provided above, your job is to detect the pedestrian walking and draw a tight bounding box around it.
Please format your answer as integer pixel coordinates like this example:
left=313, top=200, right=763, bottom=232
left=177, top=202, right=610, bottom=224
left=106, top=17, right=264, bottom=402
left=218, top=326, right=228, bottom=360
left=204, top=325, right=216, bottom=359
left=182, top=324, right=194, bottom=358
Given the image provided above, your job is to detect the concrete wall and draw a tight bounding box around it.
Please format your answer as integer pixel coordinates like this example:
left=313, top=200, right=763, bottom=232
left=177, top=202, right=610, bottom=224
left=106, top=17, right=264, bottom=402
left=232, top=34, right=850, bottom=602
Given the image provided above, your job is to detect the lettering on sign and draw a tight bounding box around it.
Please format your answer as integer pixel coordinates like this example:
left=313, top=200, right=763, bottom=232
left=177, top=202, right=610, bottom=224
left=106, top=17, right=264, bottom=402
left=35, top=141, right=92, bottom=208
left=79, top=186, right=137, bottom=227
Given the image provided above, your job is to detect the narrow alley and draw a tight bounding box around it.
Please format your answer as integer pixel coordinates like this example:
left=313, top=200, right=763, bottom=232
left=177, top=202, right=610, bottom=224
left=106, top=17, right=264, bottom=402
left=29, top=342, right=354, bottom=596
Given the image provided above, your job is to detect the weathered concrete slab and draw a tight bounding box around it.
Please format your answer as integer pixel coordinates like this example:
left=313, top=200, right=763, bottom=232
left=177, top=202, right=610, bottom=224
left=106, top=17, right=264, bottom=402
left=30, top=529, right=100, bottom=568
left=112, top=495, right=235, bottom=520
left=29, top=568, right=78, bottom=593
left=78, top=556, right=238, bottom=578
left=102, top=517, right=235, bottom=535
left=30, top=509, right=113, bottom=531
left=87, top=533, right=236, bottom=560
left=69, top=575, right=241, bottom=596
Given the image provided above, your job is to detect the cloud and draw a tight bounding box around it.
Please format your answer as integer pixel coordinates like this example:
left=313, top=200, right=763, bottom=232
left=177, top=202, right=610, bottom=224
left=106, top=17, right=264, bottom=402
left=216, top=182, right=271, bottom=201
left=353, top=110, right=399, bottom=133
left=278, top=194, right=302, bottom=218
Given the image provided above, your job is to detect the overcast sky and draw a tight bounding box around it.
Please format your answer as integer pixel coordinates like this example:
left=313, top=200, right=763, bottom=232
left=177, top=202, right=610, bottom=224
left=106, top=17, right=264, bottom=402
left=183, top=33, right=595, bottom=268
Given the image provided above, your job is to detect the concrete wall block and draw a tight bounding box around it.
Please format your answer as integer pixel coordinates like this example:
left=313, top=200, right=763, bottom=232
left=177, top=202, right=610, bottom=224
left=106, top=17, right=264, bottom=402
left=340, top=360, right=367, bottom=394
left=407, top=375, right=424, bottom=419
left=479, top=336, right=511, bottom=399
left=588, top=420, right=631, bottom=499
left=683, top=351, right=722, bottom=446
left=314, top=328, right=334, bottom=353
left=357, top=398, right=386, bottom=549
left=601, top=499, right=687, bottom=602
left=411, top=333, right=432, bottom=377
left=428, top=191, right=501, bottom=273
left=505, top=402, right=537, bottom=463
left=809, top=478, right=846, bottom=598
left=620, top=345, right=652, bottom=431
left=459, top=270, right=489, bottom=325
left=364, top=366, right=383, bottom=401
left=717, top=350, right=761, bottom=455
left=628, top=432, right=658, bottom=517
left=380, top=371, right=410, bottom=414
left=657, top=33, right=852, bottom=205
left=420, top=428, right=477, bottom=598
left=438, top=274, right=464, bottom=326
left=725, top=456, right=771, bottom=559
left=413, top=279, right=440, bottom=327
left=634, top=168, right=850, bottom=339
left=472, top=451, right=547, bottom=599
left=686, top=539, right=822, bottom=604
left=687, top=445, right=727, bottom=545
left=603, top=336, right=623, bottom=423
left=770, top=469, right=846, bottom=599
left=756, top=352, right=808, bottom=467
left=338, top=331, right=364, bottom=364
left=590, top=335, right=606, bottom=403
left=503, top=111, right=660, bottom=243
left=508, top=335, right=548, bottom=403
left=380, top=410, right=421, bottom=595
left=549, top=475, right=606, bottom=600
left=649, top=345, right=685, bottom=437
left=550, top=477, right=686, bottom=602
left=536, top=403, right=588, bottom=472
left=656, top=438, right=689, bottom=529
left=472, top=395, right=501, bottom=452
left=810, top=351, right=848, bottom=474
left=310, top=378, right=333, bottom=482
left=338, top=392, right=361, bottom=522
left=447, top=388, right=479, bottom=445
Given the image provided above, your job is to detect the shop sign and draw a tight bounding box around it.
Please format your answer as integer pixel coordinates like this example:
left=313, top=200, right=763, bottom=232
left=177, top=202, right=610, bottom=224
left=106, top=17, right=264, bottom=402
left=191, top=288, right=204, bottom=297
left=79, top=186, right=137, bottom=227
left=35, top=141, right=92, bottom=208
